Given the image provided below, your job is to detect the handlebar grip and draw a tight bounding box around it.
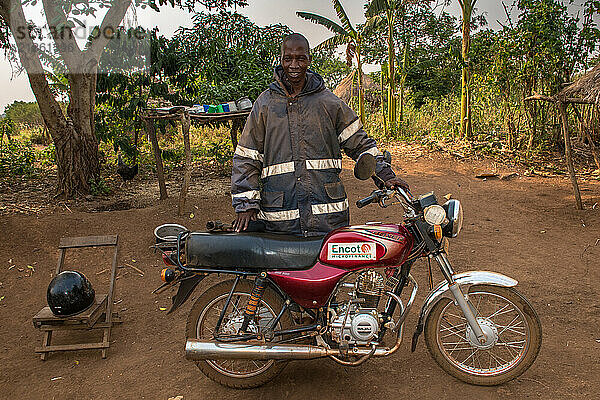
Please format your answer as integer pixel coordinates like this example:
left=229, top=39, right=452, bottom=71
left=356, top=195, right=375, bottom=208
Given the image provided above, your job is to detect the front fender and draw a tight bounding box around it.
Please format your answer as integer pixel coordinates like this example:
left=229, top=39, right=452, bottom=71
left=411, top=271, right=517, bottom=351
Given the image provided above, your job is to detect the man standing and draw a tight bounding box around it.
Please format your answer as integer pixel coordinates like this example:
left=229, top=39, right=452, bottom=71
left=231, top=33, right=408, bottom=235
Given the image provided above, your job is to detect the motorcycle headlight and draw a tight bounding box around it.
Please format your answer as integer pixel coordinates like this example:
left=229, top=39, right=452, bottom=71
left=424, top=205, right=447, bottom=225
left=442, top=199, right=463, bottom=238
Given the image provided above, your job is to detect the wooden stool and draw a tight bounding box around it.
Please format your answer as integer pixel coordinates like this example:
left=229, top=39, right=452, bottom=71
left=33, top=235, right=122, bottom=360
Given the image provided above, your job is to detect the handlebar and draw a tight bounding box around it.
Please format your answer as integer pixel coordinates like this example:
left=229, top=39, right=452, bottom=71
left=355, top=187, right=417, bottom=214
left=356, top=192, right=378, bottom=208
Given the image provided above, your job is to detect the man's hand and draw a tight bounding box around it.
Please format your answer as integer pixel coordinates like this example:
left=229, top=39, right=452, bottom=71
left=384, top=177, right=410, bottom=191
left=233, top=209, right=258, bottom=232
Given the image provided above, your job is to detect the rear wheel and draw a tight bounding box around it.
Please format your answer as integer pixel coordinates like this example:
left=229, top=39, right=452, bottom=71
left=186, top=279, right=292, bottom=389
left=424, top=285, right=542, bottom=385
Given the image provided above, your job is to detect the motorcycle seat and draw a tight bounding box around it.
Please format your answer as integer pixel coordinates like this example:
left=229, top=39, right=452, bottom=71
left=185, top=232, right=324, bottom=270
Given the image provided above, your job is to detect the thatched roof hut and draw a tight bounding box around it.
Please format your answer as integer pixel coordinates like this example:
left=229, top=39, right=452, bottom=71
left=557, top=63, right=600, bottom=105
left=526, top=62, right=600, bottom=210
left=334, top=70, right=381, bottom=107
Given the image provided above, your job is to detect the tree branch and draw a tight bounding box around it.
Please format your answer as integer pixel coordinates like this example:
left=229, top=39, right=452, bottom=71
left=86, top=0, right=132, bottom=62
left=41, top=0, right=82, bottom=69
left=3, top=0, right=67, bottom=132
left=524, top=94, right=556, bottom=103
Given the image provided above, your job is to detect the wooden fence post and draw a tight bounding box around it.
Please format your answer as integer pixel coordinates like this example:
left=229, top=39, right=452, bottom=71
left=559, top=102, right=583, bottom=210
left=144, top=118, right=168, bottom=200
left=178, top=113, right=192, bottom=216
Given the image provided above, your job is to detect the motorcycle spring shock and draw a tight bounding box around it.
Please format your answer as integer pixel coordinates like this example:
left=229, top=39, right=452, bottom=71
left=240, top=272, right=267, bottom=332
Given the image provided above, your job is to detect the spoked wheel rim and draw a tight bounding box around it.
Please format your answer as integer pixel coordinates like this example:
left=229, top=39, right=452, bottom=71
left=196, top=292, right=279, bottom=378
left=435, top=290, right=530, bottom=376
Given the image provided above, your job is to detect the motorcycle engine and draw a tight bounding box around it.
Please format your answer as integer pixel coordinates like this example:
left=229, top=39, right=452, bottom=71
left=330, top=270, right=385, bottom=345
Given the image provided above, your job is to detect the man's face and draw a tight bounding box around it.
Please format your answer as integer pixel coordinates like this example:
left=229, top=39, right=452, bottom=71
left=281, top=40, right=311, bottom=86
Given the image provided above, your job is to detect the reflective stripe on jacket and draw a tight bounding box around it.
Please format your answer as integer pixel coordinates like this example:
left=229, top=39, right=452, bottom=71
left=231, top=67, right=395, bottom=236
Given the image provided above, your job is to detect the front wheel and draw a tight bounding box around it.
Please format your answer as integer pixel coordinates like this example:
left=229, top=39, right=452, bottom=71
left=424, top=284, right=542, bottom=386
left=185, top=279, right=292, bottom=389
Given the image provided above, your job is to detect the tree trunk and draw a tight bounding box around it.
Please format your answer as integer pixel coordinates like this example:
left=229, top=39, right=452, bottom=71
left=356, top=40, right=365, bottom=125
left=52, top=73, right=100, bottom=197
left=381, top=63, right=388, bottom=135
left=387, top=12, right=396, bottom=129
left=460, top=9, right=472, bottom=139
left=399, top=43, right=408, bottom=123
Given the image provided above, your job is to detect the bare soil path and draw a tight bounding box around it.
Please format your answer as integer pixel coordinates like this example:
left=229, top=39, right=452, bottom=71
left=1, top=147, right=599, bottom=399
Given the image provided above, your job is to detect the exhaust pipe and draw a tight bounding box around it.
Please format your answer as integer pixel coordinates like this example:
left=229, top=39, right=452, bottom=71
left=186, top=340, right=329, bottom=360
left=185, top=339, right=395, bottom=361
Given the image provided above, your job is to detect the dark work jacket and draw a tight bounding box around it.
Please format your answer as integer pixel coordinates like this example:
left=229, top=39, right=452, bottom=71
left=231, top=67, right=395, bottom=236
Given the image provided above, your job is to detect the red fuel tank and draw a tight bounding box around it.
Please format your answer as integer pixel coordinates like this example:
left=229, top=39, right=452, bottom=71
left=319, top=224, right=414, bottom=269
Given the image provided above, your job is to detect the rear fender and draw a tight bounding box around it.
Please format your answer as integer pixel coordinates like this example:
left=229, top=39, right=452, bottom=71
left=411, top=271, right=518, bottom=351
left=167, top=273, right=207, bottom=314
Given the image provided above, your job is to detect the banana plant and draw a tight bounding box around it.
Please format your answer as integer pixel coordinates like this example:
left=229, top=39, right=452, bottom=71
left=366, top=0, right=423, bottom=129
left=458, top=0, right=477, bottom=139
left=297, top=0, right=366, bottom=123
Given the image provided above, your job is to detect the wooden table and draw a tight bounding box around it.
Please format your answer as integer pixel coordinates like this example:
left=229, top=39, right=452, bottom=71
left=141, top=109, right=250, bottom=215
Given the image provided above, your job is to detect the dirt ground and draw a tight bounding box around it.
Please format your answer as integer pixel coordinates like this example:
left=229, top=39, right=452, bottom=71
left=1, top=145, right=599, bottom=400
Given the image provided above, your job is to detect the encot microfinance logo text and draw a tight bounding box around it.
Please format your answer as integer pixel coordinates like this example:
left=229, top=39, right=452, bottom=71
left=327, top=242, right=376, bottom=260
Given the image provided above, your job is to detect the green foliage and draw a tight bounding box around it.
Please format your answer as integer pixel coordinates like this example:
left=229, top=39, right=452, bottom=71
left=0, top=117, right=17, bottom=141
left=310, top=47, right=352, bottom=89
left=28, top=127, right=51, bottom=145
left=194, top=138, right=233, bottom=167
left=96, top=27, right=161, bottom=158
left=170, top=11, right=291, bottom=104
left=96, top=14, right=292, bottom=159
left=38, top=143, right=56, bottom=168
left=4, top=101, right=44, bottom=128
left=88, top=176, right=111, bottom=196
left=0, top=139, right=37, bottom=177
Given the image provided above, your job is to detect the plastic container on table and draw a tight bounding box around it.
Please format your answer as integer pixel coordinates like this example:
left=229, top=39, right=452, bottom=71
left=237, top=96, right=253, bottom=110
left=227, top=101, right=238, bottom=112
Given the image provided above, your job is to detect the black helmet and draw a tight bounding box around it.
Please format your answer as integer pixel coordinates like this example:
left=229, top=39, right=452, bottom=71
left=47, top=271, right=95, bottom=316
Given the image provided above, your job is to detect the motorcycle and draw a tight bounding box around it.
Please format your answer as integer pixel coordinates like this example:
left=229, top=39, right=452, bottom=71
left=153, top=152, right=541, bottom=389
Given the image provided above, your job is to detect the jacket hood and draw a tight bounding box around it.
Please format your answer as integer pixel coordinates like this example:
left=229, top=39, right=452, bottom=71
left=270, top=65, right=325, bottom=98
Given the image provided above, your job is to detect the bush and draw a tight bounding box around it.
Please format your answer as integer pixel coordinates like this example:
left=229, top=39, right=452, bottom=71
left=38, top=143, right=56, bottom=168
left=0, top=139, right=37, bottom=177
left=29, top=127, right=51, bottom=145
left=89, top=176, right=111, bottom=196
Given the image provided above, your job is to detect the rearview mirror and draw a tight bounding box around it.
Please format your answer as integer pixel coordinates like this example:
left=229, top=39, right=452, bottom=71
left=354, top=152, right=376, bottom=180
left=383, top=150, right=392, bottom=164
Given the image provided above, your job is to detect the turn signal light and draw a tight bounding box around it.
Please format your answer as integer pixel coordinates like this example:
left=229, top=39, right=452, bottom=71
left=433, top=225, right=443, bottom=240
left=161, top=268, right=176, bottom=283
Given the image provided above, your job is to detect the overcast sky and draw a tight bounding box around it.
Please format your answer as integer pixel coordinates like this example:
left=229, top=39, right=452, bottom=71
left=0, top=0, right=589, bottom=112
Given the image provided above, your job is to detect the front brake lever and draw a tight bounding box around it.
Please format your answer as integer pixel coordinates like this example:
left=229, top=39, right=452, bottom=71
left=378, top=189, right=396, bottom=208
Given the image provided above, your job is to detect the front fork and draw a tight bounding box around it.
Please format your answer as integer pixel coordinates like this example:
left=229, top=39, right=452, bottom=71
left=434, top=252, right=487, bottom=345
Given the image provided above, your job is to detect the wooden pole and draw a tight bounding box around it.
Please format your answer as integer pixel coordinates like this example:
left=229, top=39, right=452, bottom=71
left=571, top=103, right=600, bottom=170
left=178, top=113, right=192, bottom=216
left=230, top=118, right=242, bottom=150
left=558, top=102, right=583, bottom=210
left=143, top=118, right=168, bottom=200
